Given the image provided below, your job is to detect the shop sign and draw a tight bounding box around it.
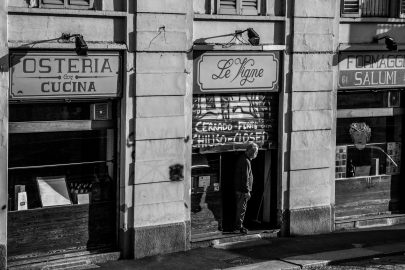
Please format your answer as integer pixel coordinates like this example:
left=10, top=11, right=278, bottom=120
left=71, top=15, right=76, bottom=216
left=10, top=52, right=121, bottom=99
left=339, top=52, right=405, bottom=89
left=195, top=52, right=279, bottom=93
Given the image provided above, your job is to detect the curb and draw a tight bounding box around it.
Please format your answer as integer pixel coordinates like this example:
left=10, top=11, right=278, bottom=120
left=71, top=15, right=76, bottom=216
left=225, top=242, right=405, bottom=269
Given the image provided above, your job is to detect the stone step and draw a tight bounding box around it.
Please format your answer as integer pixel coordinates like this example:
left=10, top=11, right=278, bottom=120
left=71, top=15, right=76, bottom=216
left=194, top=229, right=279, bottom=250
left=335, top=214, right=405, bottom=230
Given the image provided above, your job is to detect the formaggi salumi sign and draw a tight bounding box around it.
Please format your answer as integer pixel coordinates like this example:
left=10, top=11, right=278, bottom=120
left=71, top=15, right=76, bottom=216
left=194, top=51, right=279, bottom=93
left=10, top=52, right=121, bottom=99
left=339, top=52, right=405, bottom=89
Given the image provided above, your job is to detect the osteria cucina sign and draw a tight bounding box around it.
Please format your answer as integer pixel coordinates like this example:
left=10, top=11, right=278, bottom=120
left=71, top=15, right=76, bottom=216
left=10, top=52, right=121, bottom=99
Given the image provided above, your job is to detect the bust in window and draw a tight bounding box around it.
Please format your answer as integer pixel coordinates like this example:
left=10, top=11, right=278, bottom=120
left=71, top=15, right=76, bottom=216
left=349, top=122, right=373, bottom=177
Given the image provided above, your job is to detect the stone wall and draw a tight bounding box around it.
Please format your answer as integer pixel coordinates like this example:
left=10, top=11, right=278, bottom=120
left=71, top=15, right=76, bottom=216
left=0, top=1, right=7, bottom=269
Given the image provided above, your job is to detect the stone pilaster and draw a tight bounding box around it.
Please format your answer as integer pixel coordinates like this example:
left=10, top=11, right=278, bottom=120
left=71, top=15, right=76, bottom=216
left=133, top=0, right=193, bottom=258
left=286, top=0, right=339, bottom=235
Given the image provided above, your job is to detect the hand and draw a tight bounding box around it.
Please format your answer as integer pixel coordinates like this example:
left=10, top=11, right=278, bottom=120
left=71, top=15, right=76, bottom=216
left=245, top=192, right=251, bottom=199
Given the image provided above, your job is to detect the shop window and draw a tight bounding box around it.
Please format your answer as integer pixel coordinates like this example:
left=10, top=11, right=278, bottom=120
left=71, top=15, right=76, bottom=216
left=341, top=0, right=405, bottom=17
left=335, top=90, right=403, bottom=179
left=40, top=0, right=94, bottom=9
left=217, top=0, right=261, bottom=15
left=8, top=102, right=116, bottom=211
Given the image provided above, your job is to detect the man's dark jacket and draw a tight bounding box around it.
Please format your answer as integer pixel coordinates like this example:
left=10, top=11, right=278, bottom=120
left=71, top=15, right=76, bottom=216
left=234, top=154, right=253, bottom=193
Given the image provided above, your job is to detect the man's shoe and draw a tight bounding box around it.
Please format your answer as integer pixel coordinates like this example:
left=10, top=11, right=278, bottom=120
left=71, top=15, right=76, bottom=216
left=240, top=227, right=248, bottom=234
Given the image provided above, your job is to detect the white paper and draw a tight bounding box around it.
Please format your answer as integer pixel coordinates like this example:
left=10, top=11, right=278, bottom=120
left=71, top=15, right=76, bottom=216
left=37, top=176, right=71, bottom=207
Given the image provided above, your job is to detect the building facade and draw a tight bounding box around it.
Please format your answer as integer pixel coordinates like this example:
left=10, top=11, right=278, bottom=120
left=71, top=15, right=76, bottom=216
left=0, top=0, right=404, bottom=269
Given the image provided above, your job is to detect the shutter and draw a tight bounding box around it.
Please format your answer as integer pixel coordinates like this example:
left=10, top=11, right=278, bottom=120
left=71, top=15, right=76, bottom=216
left=362, top=0, right=390, bottom=17
left=241, top=0, right=261, bottom=15
left=192, top=93, right=278, bottom=153
left=40, top=0, right=65, bottom=8
left=341, top=0, right=361, bottom=17
left=217, top=0, right=238, bottom=15
left=68, top=0, right=94, bottom=9
left=400, top=0, right=405, bottom=17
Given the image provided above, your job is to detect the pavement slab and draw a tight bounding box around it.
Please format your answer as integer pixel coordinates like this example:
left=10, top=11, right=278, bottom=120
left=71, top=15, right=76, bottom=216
left=226, top=260, right=300, bottom=270
left=94, top=225, right=405, bottom=270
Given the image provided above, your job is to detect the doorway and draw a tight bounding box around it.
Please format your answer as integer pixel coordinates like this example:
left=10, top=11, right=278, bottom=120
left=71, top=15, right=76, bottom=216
left=191, top=149, right=278, bottom=237
left=221, top=149, right=278, bottom=232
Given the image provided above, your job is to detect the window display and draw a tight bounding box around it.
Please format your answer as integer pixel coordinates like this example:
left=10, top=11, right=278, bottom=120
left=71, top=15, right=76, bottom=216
left=8, top=102, right=116, bottom=212
left=336, top=91, right=403, bottom=179
left=7, top=101, right=117, bottom=259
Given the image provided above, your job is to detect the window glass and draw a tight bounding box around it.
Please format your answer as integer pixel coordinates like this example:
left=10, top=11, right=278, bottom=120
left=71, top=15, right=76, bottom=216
left=8, top=163, right=114, bottom=211
left=10, top=103, right=90, bottom=122
left=336, top=116, right=402, bottom=179
left=337, top=91, right=401, bottom=109
left=9, top=130, right=108, bottom=168
left=8, top=102, right=116, bottom=212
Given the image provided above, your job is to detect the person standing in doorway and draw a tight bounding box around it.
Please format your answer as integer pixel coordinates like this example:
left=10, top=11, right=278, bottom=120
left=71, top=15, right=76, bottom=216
left=234, top=142, right=259, bottom=234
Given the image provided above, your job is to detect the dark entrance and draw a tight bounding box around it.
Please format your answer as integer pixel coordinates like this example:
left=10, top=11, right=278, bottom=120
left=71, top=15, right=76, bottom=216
left=190, top=92, right=279, bottom=238
left=221, top=150, right=278, bottom=232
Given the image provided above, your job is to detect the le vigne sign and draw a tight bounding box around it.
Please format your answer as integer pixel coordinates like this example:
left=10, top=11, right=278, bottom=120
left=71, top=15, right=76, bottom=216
left=10, top=52, right=121, bottom=99
left=195, top=52, right=279, bottom=93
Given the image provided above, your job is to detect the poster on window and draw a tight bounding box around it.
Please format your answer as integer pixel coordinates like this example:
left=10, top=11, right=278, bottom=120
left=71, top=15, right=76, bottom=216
left=387, top=142, right=401, bottom=175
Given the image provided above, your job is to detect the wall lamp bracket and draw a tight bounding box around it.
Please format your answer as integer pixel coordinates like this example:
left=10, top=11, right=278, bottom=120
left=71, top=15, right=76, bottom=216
left=61, top=33, right=88, bottom=56
left=373, top=35, right=398, bottom=51
left=234, top=28, right=260, bottom=46
left=247, top=28, right=260, bottom=46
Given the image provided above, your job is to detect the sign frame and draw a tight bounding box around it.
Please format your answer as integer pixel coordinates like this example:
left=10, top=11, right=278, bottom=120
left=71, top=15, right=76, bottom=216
left=194, top=51, right=280, bottom=93
left=338, top=51, right=405, bottom=90
left=10, top=51, right=122, bottom=100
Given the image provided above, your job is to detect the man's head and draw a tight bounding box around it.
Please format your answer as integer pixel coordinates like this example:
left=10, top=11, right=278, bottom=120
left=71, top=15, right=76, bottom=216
left=245, top=142, right=259, bottom=160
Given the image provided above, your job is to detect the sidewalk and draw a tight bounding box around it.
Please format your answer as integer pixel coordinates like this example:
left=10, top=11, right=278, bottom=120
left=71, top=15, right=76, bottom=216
left=96, top=224, right=405, bottom=270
